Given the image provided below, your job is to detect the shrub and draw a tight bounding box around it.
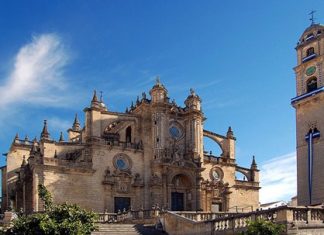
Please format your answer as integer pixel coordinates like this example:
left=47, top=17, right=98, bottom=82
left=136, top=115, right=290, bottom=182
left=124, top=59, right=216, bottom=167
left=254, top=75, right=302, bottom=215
left=6, top=185, right=97, bottom=235
left=242, top=219, right=285, bottom=235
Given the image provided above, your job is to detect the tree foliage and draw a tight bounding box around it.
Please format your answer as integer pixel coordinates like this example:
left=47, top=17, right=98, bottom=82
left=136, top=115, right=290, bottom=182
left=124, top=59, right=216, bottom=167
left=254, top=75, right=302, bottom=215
left=242, top=219, right=285, bottom=235
left=6, top=185, right=97, bottom=235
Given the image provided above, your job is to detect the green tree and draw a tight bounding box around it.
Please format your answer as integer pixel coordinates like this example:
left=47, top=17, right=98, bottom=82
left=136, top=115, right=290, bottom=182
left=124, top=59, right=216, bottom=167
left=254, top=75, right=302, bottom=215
left=6, top=185, right=97, bottom=235
left=242, top=219, right=285, bottom=235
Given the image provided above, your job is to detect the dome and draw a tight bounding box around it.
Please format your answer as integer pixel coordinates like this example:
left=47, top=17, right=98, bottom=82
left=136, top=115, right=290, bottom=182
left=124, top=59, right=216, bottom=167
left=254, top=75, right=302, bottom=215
left=298, top=23, right=324, bottom=45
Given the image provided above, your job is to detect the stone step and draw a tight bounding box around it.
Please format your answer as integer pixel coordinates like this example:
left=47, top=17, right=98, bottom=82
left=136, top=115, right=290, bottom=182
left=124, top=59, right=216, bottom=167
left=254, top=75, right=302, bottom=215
left=92, top=224, right=167, bottom=235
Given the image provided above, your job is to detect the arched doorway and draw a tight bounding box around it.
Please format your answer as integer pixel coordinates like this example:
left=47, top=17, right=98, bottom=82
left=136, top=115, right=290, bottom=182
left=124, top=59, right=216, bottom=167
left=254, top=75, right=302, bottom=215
left=170, top=174, right=193, bottom=211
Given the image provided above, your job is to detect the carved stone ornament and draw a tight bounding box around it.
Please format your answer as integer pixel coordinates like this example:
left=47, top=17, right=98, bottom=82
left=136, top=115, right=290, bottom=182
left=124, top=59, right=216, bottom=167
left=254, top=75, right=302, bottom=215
left=132, top=173, right=144, bottom=187
left=115, top=172, right=132, bottom=194
left=150, top=173, right=162, bottom=186
left=209, top=167, right=224, bottom=182
left=102, top=167, right=114, bottom=185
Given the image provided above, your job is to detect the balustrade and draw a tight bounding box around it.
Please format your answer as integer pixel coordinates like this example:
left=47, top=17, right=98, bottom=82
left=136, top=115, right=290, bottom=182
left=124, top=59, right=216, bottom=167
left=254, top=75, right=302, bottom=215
left=163, top=206, right=324, bottom=234
left=96, top=209, right=160, bottom=223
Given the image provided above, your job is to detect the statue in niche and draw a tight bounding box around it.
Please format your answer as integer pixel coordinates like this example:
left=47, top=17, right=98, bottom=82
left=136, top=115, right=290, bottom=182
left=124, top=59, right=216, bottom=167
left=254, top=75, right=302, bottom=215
left=103, top=167, right=114, bottom=185
left=169, top=140, right=184, bottom=161
left=133, top=173, right=143, bottom=186
left=150, top=173, right=162, bottom=186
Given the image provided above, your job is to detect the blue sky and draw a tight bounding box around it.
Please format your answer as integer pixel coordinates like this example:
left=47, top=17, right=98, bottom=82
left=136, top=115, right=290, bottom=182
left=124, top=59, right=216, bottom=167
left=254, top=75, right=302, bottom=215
left=0, top=0, right=323, bottom=203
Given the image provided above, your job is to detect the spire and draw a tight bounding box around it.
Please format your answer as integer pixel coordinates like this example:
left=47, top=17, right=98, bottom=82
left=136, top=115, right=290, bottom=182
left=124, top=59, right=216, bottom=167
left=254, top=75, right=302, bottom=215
left=13, top=133, right=19, bottom=144
left=24, top=135, right=29, bottom=142
left=72, top=114, right=80, bottom=131
left=130, top=101, right=134, bottom=110
left=227, top=126, right=234, bottom=139
left=41, top=120, right=50, bottom=140
left=251, top=155, right=257, bottom=170
left=125, top=107, right=129, bottom=113
left=136, top=96, right=140, bottom=105
left=59, top=132, right=64, bottom=142
left=92, top=90, right=99, bottom=103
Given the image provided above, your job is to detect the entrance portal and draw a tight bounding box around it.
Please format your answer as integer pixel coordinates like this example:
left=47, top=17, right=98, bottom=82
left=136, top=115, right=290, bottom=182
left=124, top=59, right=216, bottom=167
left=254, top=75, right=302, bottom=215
left=114, top=197, right=130, bottom=213
left=171, top=192, right=184, bottom=211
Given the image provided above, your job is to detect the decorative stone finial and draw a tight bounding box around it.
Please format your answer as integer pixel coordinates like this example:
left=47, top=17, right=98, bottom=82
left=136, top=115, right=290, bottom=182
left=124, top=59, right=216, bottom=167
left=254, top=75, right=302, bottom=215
left=72, top=114, right=80, bottom=131
left=156, top=76, right=160, bottom=85
left=136, top=96, right=140, bottom=105
left=251, top=155, right=257, bottom=170
left=41, top=120, right=50, bottom=140
left=59, top=132, right=64, bottom=142
left=130, top=101, right=134, bottom=109
left=227, top=126, right=234, bottom=139
left=190, top=88, right=195, bottom=96
left=24, top=135, right=29, bottom=142
left=125, top=107, right=129, bottom=113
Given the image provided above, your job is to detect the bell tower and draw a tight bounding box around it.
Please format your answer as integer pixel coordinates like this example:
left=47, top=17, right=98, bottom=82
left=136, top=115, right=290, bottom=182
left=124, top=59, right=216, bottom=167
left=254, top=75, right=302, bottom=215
left=292, top=19, right=324, bottom=205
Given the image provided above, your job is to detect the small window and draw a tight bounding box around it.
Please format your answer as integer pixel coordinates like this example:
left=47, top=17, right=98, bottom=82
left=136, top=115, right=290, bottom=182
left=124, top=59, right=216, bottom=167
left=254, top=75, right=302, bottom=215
left=306, top=47, right=315, bottom=57
left=126, top=126, right=131, bottom=143
left=307, top=77, right=318, bottom=92
left=306, top=33, right=315, bottom=41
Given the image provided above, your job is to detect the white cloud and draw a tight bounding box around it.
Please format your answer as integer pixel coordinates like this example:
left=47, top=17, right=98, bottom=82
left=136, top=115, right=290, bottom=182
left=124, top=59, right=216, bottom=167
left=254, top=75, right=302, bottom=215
left=260, top=152, right=297, bottom=204
left=0, top=34, right=70, bottom=109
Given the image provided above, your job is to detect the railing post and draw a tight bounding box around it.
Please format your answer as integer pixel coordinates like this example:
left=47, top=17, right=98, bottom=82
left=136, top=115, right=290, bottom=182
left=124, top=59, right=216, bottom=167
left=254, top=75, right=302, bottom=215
left=139, top=208, right=144, bottom=219
left=307, top=208, right=311, bottom=223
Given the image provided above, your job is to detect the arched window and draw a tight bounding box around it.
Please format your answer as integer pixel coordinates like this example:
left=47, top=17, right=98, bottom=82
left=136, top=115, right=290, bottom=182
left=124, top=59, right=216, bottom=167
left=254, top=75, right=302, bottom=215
left=307, top=77, right=318, bottom=92
left=125, top=126, right=132, bottom=143
left=306, top=47, right=315, bottom=57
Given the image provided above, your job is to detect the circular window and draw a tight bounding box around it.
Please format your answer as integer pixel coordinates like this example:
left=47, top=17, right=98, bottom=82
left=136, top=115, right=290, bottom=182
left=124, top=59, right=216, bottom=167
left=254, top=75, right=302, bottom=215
left=169, top=122, right=184, bottom=140
left=116, top=159, right=127, bottom=170
left=113, top=154, right=131, bottom=171
left=169, top=126, right=181, bottom=139
left=210, top=167, right=223, bottom=181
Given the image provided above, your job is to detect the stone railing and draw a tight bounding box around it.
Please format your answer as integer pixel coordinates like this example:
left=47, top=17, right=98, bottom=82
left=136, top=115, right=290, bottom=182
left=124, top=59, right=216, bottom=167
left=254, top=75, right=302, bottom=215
left=161, top=206, right=324, bottom=235
left=175, top=211, right=239, bottom=221
left=96, top=209, right=161, bottom=224
left=89, top=137, right=144, bottom=151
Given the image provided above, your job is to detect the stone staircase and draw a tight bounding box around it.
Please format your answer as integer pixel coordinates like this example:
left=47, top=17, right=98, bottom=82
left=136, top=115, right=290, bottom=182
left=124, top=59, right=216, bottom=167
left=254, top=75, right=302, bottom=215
left=92, top=224, right=167, bottom=235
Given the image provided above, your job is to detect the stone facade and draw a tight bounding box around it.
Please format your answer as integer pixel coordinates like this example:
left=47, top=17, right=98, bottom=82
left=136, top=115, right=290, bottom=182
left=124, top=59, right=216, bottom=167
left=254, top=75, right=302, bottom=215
left=292, top=23, right=324, bottom=206
left=2, top=80, right=259, bottom=213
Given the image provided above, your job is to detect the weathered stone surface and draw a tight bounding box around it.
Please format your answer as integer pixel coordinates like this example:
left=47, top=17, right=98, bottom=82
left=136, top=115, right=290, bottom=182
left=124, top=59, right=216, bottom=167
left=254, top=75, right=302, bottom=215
left=2, top=81, right=259, bottom=214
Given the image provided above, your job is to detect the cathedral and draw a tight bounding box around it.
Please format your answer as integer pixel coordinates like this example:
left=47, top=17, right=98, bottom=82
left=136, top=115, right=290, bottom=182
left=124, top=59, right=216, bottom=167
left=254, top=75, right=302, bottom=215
left=1, top=80, right=259, bottom=214
left=292, top=22, right=324, bottom=206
